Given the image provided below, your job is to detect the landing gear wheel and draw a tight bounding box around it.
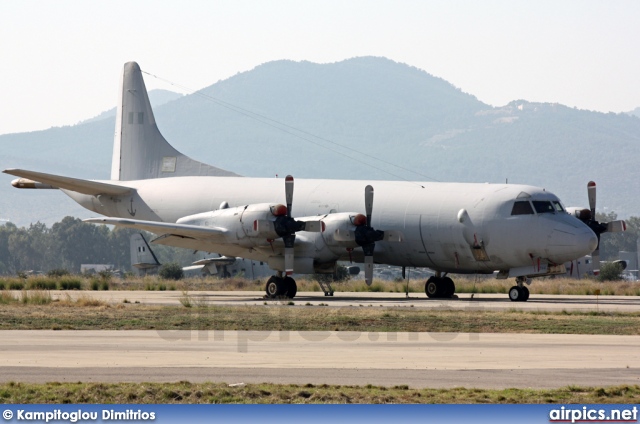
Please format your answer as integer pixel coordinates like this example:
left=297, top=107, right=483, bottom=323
left=520, top=286, right=529, bottom=302
left=509, top=286, right=522, bottom=302
left=425, top=277, right=439, bottom=298
left=443, top=277, right=455, bottom=298
left=283, top=276, right=297, bottom=299
left=265, top=276, right=285, bottom=298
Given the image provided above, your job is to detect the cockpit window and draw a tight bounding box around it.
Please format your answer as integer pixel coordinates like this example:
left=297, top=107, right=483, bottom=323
left=533, top=201, right=555, bottom=214
left=511, top=201, right=534, bottom=215
left=552, top=201, right=564, bottom=212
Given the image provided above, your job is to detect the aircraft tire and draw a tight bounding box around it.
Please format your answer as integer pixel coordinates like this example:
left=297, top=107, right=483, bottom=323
left=443, top=277, right=455, bottom=298
left=284, top=276, right=297, bottom=299
left=520, top=286, right=530, bottom=301
left=508, top=286, right=522, bottom=302
left=425, top=277, right=440, bottom=298
left=266, top=276, right=285, bottom=298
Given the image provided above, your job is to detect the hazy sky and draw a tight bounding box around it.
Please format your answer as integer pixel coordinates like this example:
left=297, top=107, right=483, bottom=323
left=1, top=0, right=639, bottom=135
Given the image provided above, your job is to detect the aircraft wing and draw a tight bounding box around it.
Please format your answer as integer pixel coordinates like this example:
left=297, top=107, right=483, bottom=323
left=85, top=217, right=228, bottom=243
left=4, top=169, right=133, bottom=196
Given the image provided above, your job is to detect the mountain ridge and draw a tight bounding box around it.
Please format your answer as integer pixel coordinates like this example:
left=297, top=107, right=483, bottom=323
left=1, top=56, right=639, bottom=226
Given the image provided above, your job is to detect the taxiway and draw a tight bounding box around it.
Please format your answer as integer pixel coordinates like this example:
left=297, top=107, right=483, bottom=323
left=1, top=330, right=638, bottom=389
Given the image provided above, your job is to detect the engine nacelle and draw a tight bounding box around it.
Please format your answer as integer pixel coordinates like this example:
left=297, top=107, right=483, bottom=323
left=176, top=203, right=285, bottom=247
left=319, top=213, right=362, bottom=254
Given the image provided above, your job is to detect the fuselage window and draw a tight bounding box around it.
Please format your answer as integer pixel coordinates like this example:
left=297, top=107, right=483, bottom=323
left=511, top=201, right=534, bottom=215
left=552, top=201, right=565, bottom=212
left=533, top=201, right=555, bottom=214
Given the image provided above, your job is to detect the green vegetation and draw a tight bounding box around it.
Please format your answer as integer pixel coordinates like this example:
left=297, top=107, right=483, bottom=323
left=159, top=262, right=184, bottom=280
left=598, top=262, right=625, bottom=282
left=0, top=302, right=639, bottom=334
left=0, top=381, right=638, bottom=404
left=2, top=273, right=640, bottom=296
left=47, top=268, right=70, bottom=277
left=0, top=217, right=202, bottom=275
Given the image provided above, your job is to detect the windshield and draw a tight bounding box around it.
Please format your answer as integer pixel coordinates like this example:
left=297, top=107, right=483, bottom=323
left=532, top=201, right=555, bottom=214
left=511, top=201, right=534, bottom=215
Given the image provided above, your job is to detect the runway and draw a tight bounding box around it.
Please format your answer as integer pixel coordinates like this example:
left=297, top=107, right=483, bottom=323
left=44, top=290, right=640, bottom=313
left=1, top=330, right=639, bottom=389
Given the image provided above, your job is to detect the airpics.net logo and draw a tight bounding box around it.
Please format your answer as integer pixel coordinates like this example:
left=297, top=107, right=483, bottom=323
left=549, top=406, right=638, bottom=423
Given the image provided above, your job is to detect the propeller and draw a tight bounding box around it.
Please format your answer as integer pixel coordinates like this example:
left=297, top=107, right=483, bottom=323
left=576, top=181, right=627, bottom=273
left=272, top=175, right=321, bottom=275
left=351, top=185, right=403, bottom=285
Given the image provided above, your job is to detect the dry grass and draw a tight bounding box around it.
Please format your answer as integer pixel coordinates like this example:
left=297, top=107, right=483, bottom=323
left=0, top=290, right=107, bottom=307
left=3, top=274, right=640, bottom=296
left=0, top=381, right=638, bottom=404
left=0, top=302, right=639, bottom=334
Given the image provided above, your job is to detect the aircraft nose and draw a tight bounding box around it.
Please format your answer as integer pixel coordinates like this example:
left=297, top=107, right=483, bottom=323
left=547, top=220, right=598, bottom=263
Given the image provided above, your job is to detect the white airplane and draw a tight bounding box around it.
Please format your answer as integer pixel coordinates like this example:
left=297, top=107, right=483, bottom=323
left=4, top=62, right=623, bottom=301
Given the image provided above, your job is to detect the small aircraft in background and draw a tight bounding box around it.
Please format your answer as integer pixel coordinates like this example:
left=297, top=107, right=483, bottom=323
left=5, top=61, right=624, bottom=301
left=130, top=233, right=272, bottom=279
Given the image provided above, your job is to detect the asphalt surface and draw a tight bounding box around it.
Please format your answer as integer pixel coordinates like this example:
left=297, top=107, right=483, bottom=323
left=2, top=290, right=639, bottom=389
left=1, top=329, right=639, bottom=389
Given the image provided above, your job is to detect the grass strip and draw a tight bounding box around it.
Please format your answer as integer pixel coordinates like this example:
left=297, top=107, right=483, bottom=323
left=0, top=303, right=639, bottom=334
left=1, top=381, right=639, bottom=404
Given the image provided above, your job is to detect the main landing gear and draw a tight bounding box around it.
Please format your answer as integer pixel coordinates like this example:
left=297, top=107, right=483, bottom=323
left=425, top=274, right=456, bottom=299
left=508, top=276, right=530, bottom=302
left=265, top=274, right=297, bottom=299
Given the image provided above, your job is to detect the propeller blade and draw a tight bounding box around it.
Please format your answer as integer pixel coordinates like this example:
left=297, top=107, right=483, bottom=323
left=365, top=185, right=374, bottom=226
left=588, top=181, right=596, bottom=216
left=606, top=220, right=627, bottom=233
left=364, top=255, right=374, bottom=286
left=285, top=175, right=294, bottom=217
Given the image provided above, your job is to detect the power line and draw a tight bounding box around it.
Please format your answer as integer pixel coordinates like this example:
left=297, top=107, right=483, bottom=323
left=142, top=70, right=439, bottom=184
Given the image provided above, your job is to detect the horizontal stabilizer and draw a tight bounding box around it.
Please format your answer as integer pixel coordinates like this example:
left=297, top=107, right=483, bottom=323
left=4, top=169, right=133, bottom=196
left=85, top=217, right=228, bottom=242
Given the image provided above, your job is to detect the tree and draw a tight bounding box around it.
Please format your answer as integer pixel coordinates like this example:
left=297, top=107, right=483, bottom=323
left=50, top=217, right=110, bottom=272
left=159, top=262, right=184, bottom=280
left=598, top=262, right=624, bottom=282
left=0, top=222, right=18, bottom=273
left=596, top=212, right=640, bottom=260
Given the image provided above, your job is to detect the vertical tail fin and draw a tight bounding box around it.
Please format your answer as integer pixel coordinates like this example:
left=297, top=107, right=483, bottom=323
left=130, top=233, right=161, bottom=275
left=111, top=62, right=238, bottom=181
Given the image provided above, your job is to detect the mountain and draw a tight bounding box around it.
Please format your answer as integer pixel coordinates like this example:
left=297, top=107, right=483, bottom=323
left=2, top=56, right=640, bottom=227
left=82, top=89, right=183, bottom=124
left=628, top=107, right=640, bottom=118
